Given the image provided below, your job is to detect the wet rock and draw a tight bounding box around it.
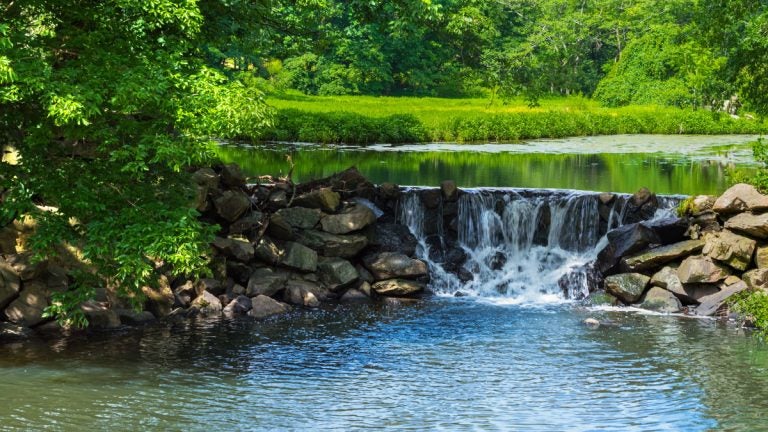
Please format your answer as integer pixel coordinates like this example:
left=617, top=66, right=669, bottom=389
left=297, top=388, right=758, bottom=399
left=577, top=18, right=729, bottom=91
left=420, top=189, right=442, bottom=209
left=599, top=193, right=616, bottom=205
left=280, top=242, right=318, bottom=272
left=638, top=286, right=682, bottom=313
left=191, top=291, right=223, bottom=316
left=318, top=258, right=359, bottom=291
left=368, top=223, right=418, bottom=257
left=724, top=212, right=768, bottom=239
left=249, top=295, right=291, bottom=319
left=713, top=183, right=768, bottom=214
left=173, top=280, right=197, bottom=308
left=223, top=295, right=253, bottom=315
left=694, top=280, right=748, bottom=316
left=0, top=322, right=33, bottom=340
left=702, top=230, right=756, bottom=271
left=677, top=255, right=731, bottom=284
left=295, top=230, right=368, bottom=258
left=583, top=318, right=600, bottom=327
left=246, top=268, right=289, bottom=297
left=276, top=207, right=322, bottom=230
left=214, top=190, right=251, bottom=222
left=595, top=223, right=660, bottom=274
left=293, top=188, right=340, bottom=213
left=0, top=261, right=21, bottom=309
left=358, top=281, right=373, bottom=297
left=321, top=204, right=376, bottom=234
left=283, top=281, right=321, bottom=307
left=585, top=290, right=619, bottom=306
left=81, top=301, right=121, bottom=328
left=115, top=309, right=156, bottom=325
left=604, top=273, right=650, bottom=303
left=743, top=268, right=768, bottom=291
left=622, top=188, right=659, bottom=224
left=372, top=279, right=425, bottom=297
left=441, top=180, right=458, bottom=201
left=3, top=281, right=49, bottom=326
left=378, top=183, right=400, bottom=200
left=641, top=217, right=689, bottom=245
left=621, top=239, right=705, bottom=272
left=363, top=252, right=428, bottom=281
left=267, top=213, right=295, bottom=240
left=339, top=288, right=370, bottom=304
left=212, top=236, right=254, bottom=262
left=356, top=265, right=374, bottom=284
left=220, top=163, right=246, bottom=188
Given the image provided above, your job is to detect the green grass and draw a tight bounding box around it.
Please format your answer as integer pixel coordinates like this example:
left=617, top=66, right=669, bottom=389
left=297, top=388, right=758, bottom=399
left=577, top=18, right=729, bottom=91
left=260, top=94, right=768, bottom=144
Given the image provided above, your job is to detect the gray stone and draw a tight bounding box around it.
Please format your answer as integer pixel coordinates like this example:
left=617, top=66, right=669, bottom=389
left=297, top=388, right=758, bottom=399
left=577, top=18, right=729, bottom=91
left=356, top=265, right=374, bottom=284
left=214, top=189, right=251, bottom=222
left=249, top=295, right=291, bottom=319
left=212, top=236, right=254, bottom=262
left=339, top=288, right=371, bottom=303
left=595, top=223, right=660, bottom=274
left=280, top=241, right=318, bottom=272
left=638, top=286, right=682, bottom=313
left=743, top=268, right=768, bottom=291
left=276, top=207, right=322, bottom=230
left=0, top=261, right=21, bottom=309
left=584, top=318, right=600, bottom=327
left=229, top=213, right=264, bottom=235
left=115, top=309, right=156, bottom=325
left=318, top=258, right=359, bottom=291
left=267, top=213, right=295, bottom=240
left=296, top=230, right=368, bottom=258
left=358, top=281, right=373, bottom=297
left=694, top=281, right=748, bottom=316
left=440, top=180, right=458, bottom=201
left=369, top=223, right=419, bottom=257
left=363, top=252, right=428, bottom=281
left=713, top=183, right=768, bottom=214
left=372, top=279, right=425, bottom=297
left=223, top=295, right=253, bottom=315
left=702, top=230, right=756, bottom=271
left=191, top=167, right=219, bottom=189
left=268, top=189, right=288, bottom=208
left=254, top=237, right=282, bottom=264
left=4, top=281, right=49, bottom=326
left=220, top=163, right=246, bottom=187
left=677, top=255, right=731, bottom=284
left=292, top=188, right=340, bottom=212
left=246, top=268, right=289, bottom=297
left=191, top=291, right=223, bottom=316
left=622, top=239, right=705, bottom=272
left=724, top=212, right=768, bottom=239
left=320, top=204, right=376, bottom=234
left=691, top=195, right=716, bottom=214
left=81, top=301, right=121, bottom=328
left=283, top=282, right=321, bottom=307
left=604, top=273, right=650, bottom=303
left=378, top=183, right=400, bottom=200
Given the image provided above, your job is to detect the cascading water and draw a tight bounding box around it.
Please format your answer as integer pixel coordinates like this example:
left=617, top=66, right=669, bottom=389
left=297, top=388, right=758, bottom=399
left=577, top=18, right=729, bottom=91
left=399, top=188, right=680, bottom=304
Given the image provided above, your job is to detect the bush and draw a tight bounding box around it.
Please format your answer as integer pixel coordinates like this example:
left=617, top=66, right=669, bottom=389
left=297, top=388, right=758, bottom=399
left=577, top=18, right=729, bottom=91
left=729, top=290, right=768, bottom=337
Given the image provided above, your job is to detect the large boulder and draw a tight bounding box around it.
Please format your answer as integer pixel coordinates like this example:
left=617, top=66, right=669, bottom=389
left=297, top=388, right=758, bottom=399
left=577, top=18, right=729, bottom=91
left=604, top=273, right=650, bottom=303
left=638, top=286, right=682, bottom=313
left=280, top=242, right=318, bottom=272
left=318, top=258, right=359, bottom=291
left=702, top=230, right=756, bottom=271
left=650, top=266, right=717, bottom=304
left=595, top=223, right=660, bottom=274
left=621, top=188, right=659, bottom=224
left=191, top=291, right=223, bottom=316
left=677, top=255, right=731, bottom=284
left=249, top=295, right=291, bottom=319
left=212, top=236, right=255, bottom=262
left=295, top=230, right=368, bottom=258
left=371, top=279, right=425, bottom=297
left=267, top=213, right=295, bottom=240
left=254, top=236, right=283, bottom=264
left=621, top=239, right=705, bottom=272
left=339, top=288, right=371, bottom=304
left=292, top=188, right=340, bottom=213
left=724, top=212, right=768, bottom=239
left=0, top=261, right=21, bottom=309
left=214, top=190, right=251, bottom=222
left=3, top=281, right=49, bottom=326
left=246, top=268, right=289, bottom=297
left=742, top=268, right=768, bottom=291
left=694, top=280, right=748, bottom=316
left=713, top=183, right=768, bottom=214
left=363, top=252, right=428, bottom=281
left=282, top=280, right=322, bottom=307
left=320, top=204, right=376, bottom=234
left=80, top=301, right=121, bottom=328
left=223, top=295, right=253, bottom=315
left=641, top=217, right=689, bottom=245
left=220, top=163, right=246, bottom=188
left=275, top=207, right=322, bottom=230
left=368, top=223, right=419, bottom=257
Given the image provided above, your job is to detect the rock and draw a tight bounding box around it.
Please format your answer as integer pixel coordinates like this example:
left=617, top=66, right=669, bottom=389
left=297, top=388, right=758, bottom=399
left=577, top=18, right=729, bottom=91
left=0, top=225, right=19, bottom=254
left=142, top=276, right=174, bottom=318
left=604, top=273, right=650, bottom=303
left=599, top=193, right=616, bottom=205
left=276, top=207, right=322, bottom=230
left=318, top=258, right=358, bottom=291
left=249, top=295, right=291, bottom=319
left=226, top=261, right=254, bottom=285
left=378, top=183, right=400, bottom=200
left=595, top=223, right=660, bottom=274
left=191, top=291, right=223, bottom=316
left=724, top=212, right=768, bottom=239
left=702, top=230, right=756, bottom=271
left=694, top=280, right=748, bottom=316
left=212, top=236, right=255, bottom=262
left=254, top=236, right=282, bottom=264
left=677, top=255, right=731, bottom=284
left=743, top=268, right=768, bottom=291
left=0, top=322, right=33, bottom=340
left=724, top=275, right=742, bottom=286
left=223, top=295, right=253, bottom=315
left=220, top=163, right=246, bottom=187
left=229, top=213, right=264, bottom=235
left=622, top=188, right=659, bottom=224
left=756, top=245, right=768, bottom=268
left=363, top=252, right=429, bottom=281
left=6, top=253, right=47, bottom=281
left=356, top=265, right=374, bottom=284
left=420, top=189, right=442, bottom=209
left=320, top=204, right=376, bottom=234
left=586, top=290, right=619, bottom=306
left=283, top=281, right=321, bottom=307
left=368, top=223, right=419, bottom=257
left=0, top=261, right=21, bottom=309
left=81, top=301, right=121, bottom=328
left=196, top=278, right=224, bottom=296
left=231, top=284, right=247, bottom=296
left=115, top=309, right=156, bottom=325
left=280, top=241, right=318, bottom=272
left=689, top=211, right=722, bottom=238
left=638, top=286, right=682, bottom=313
left=641, top=217, right=689, bottom=245
left=191, top=167, right=219, bottom=189
left=372, top=279, right=425, bottom=297
left=621, top=239, right=705, bottom=272
left=267, top=213, right=295, bottom=240
left=440, top=180, right=458, bottom=201
left=358, top=281, right=373, bottom=297
left=268, top=189, right=288, bottom=209
left=650, top=266, right=715, bottom=304
left=246, top=268, right=288, bottom=297
left=713, top=183, right=768, bottom=214
left=173, top=280, right=197, bottom=307
left=295, top=230, right=368, bottom=258
left=292, top=188, right=340, bottom=212
left=3, top=281, right=49, bottom=326
left=691, top=195, right=716, bottom=214
left=632, top=187, right=654, bottom=207
left=214, top=189, right=251, bottom=222
left=339, top=288, right=370, bottom=303
left=583, top=318, right=600, bottom=327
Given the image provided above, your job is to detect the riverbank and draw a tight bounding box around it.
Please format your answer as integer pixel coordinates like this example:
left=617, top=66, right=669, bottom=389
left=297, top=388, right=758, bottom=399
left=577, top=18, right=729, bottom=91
left=259, top=95, right=768, bottom=143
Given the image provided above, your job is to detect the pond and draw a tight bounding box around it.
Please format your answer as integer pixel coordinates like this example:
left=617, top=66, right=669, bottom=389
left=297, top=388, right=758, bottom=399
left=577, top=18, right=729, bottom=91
left=215, top=134, right=761, bottom=195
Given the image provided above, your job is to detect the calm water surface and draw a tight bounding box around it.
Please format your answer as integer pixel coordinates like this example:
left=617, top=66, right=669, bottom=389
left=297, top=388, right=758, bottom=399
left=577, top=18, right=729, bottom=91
left=1, top=300, right=767, bottom=431
left=216, top=135, right=760, bottom=195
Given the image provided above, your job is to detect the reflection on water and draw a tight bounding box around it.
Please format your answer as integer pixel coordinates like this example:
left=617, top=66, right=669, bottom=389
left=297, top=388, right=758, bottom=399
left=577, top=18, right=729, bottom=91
left=1, top=300, right=767, bottom=431
left=215, top=135, right=760, bottom=195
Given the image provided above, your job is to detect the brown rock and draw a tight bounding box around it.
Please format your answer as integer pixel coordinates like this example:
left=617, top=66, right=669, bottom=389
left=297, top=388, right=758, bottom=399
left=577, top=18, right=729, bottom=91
left=371, top=279, right=425, bottom=297
left=622, top=239, right=705, bottom=272
left=724, top=212, right=768, bottom=239
left=713, top=183, right=768, bottom=214
left=677, top=255, right=731, bottom=284
left=702, top=230, right=756, bottom=271
left=249, top=295, right=291, bottom=319
left=321, top=204, right=376, bottom=235
left=694, top=280, right=748, bottom=316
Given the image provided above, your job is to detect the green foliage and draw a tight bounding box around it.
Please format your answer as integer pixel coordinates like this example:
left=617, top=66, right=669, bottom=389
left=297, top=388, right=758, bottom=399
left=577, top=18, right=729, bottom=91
left=676, top=196, right=695, bottom=217
left=729, top=290, right=768, bottom=338
left=737, top=138, right=768, bottom=193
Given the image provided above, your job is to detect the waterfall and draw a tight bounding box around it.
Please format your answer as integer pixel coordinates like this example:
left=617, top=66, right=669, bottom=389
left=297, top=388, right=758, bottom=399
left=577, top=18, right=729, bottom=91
left=398, top=188, right=680, bottom=303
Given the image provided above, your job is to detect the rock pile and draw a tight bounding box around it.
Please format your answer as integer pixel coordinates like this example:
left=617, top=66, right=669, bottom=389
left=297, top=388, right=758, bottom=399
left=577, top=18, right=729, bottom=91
left=595, top=183, right=768, bottom=316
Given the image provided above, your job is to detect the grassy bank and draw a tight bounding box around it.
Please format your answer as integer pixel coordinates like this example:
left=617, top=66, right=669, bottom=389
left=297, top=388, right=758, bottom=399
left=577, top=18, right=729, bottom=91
left=260, top=95, right=768, bottom=143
